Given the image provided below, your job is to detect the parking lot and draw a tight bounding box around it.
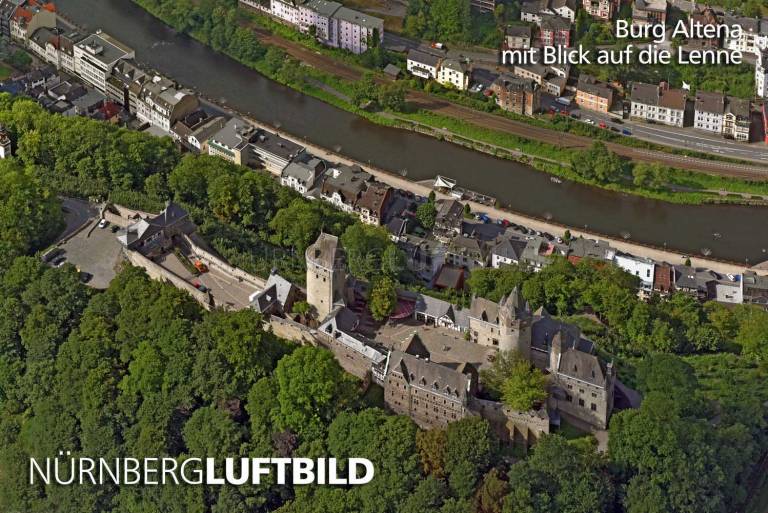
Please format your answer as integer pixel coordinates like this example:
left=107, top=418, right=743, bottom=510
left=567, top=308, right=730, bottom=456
left=57, top=221, right=124, bottom=289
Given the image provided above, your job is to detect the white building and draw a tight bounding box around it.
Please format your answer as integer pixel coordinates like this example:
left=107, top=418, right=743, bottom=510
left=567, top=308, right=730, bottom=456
left=693, top=91, right=725, bottom=133
left=73, top=32, right=134, bottom=92
left=299, top=0, right=339, bottom=44
left=135, top=76, right=199, bottom=133
left=437, top=58, right=470, bottom=90
left=614, top=253, right=655, bottom=292
left=333, top=7, right=382, bottom=54
left=407, top=49, right=441, bottom=80
left=270, top=0, right=301, bottom=24
left=757, top=50, right=768, bottom=98
left=264, top=0, right=381, bottom=54
left=550, top=0, right=577, bottom=21
left=629, top=81, right=687, bottom=127
left=723, top=15, right=760, bottom=55
left=281, top=154, right=327, bottom=195
left=722, top=97, right=751, bottom=142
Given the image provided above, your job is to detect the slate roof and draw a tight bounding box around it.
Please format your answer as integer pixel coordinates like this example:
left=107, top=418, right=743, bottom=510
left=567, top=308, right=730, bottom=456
left=407, top=48, right=442, bottom=68
left=695, top=91, right=725, bottom=115
left=389, top=350, right=472, bottom=401
left=493, top=236, right=528, bottom=260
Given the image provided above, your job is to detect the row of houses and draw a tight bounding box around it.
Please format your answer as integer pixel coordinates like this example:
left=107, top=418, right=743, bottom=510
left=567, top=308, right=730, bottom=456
left=238, top=0, right=383, bottom=55
left=0, top=1, right=206, bottom=135
left=628, top=81, right=754, bottom=140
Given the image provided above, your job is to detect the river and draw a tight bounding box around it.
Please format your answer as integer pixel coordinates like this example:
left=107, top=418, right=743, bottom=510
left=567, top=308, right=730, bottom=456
left=57, top=0, right=768, bottom=264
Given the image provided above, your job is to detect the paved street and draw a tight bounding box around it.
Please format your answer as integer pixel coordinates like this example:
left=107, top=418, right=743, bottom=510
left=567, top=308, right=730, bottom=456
left=564, top=103, right=768, bottom=163
left=158, top=252, right=259, bottom=310
left=58, top=197, right=97, bottom=240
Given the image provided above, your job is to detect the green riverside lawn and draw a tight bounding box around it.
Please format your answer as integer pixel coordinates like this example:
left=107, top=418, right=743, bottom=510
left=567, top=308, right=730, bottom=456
left=134, top=0, right=768, bottom=208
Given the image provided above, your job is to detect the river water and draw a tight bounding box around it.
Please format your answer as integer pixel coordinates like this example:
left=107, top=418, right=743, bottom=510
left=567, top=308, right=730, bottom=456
left=57, top=0, right=768, bottom=264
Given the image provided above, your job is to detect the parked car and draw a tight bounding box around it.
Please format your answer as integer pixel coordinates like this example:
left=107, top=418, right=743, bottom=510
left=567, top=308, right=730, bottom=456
left=51, top=255, right=67, bottom=268
left=622, top=128, right=632, bottom=136
left=79, top=272, right=93, bottom=283
left=478, top=213, right=491, bottom=223
left=98, top=218, right=109, bottom=229
left=192, top=281, right=209, bottom=292
left=584, top=118, right=595, bottom=125
left=194, top=260, right=209, bottom=273
left=598, top=121, right=607, bottom=129
left=431, top=42, right=445, bottom=50
left=110, top=225, right=120, bottom=233
left=41, top=247, right=64, bottom=263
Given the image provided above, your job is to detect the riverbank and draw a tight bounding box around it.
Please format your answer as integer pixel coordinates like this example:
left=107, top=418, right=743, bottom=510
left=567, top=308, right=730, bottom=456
left=130, top=0, right=768, bottom=191
left=199, top=96, right=764, bottom=274
left=56, top=0, right=768, bottom=263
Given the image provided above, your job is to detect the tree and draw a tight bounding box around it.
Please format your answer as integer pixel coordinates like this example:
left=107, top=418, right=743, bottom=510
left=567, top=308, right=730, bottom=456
left=416, top=199, right=437, bottom=229
left=340, top=223, right=394, bottom=280
left=444, top=417, right=496, bottom=498
left=369, top=276, right=397, bottom=321
left=571, top=142, right=625, bottom=183
left=480, top=350, right=547, bottom=411
left=379, top=81, right=408, bottom=111
left=381, top=244, right=406, bottom=279
left=274, top=346, right=357, bottom=439
left=504, top=435, right=614, bottom=513
left=500, top=359, right=547, bottom=411
left=473, top=468, right=508, bottom=513
left=733, top=305, right=768, bottom=362
left=0, top=159, right=62, bottom=267
left=632, top=162, right=669, bottom=190
left=416, top=428, right=447, bottom=477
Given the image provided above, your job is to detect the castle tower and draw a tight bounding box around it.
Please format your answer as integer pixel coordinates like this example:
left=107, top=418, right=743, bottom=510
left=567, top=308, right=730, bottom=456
left=0, top=125, right=11, bottom=159
left=305, top=233, right=346, bottom=321
left=498, top=288, right=532, bottom=360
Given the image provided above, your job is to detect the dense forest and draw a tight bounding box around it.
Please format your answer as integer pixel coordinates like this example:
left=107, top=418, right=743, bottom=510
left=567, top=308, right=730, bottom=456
left=0, top=88, right=766, bottom=511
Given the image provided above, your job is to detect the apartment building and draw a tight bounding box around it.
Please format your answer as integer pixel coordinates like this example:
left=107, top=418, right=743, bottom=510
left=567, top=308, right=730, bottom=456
left=575, top=74, right=613, bottom=113
left=539, top=14, right=571, bottom=47
left=437, top=58, right=470, bottom=90
left=490, top=74, right=541, bottom=116
left=757, top=49, right=768, bottom=98
left=73, top=32, right=134, bottom=92
left=135, top=76, right=199, bottom=132
left=505, top=25, right=532, bottom=49
left=582, top=0, right=618, bottom=20
left=693, top=91, right=725, bottom=133
left=631, top=0, right=667, bottom=27
left=722, top=97, right=751, bottom=141
left=629, top=81, right=688, bottom=127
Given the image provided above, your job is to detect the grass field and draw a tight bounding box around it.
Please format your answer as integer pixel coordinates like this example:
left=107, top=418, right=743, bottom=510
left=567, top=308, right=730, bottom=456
left=0, top=63, right=13, bottom=81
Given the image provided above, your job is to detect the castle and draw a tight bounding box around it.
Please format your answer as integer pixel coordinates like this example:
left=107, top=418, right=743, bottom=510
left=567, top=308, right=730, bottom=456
left=305, top=233, right=617, bottom=435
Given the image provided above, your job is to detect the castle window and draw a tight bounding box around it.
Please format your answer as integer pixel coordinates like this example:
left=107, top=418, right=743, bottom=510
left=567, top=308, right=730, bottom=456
left=565, top=394, right=572, bottom=402
left=591, top=392, right=597, bottom=398
left=578, top=398, right=585, bottom=407
left=573, top=365, right=578, bottom=372
left=579, top=389, right=584, bottom=394
left=591, top=403, right=597, bottom=411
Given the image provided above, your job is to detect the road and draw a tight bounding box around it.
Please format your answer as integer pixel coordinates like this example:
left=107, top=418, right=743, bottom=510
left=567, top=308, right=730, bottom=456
left=563, top=103, right=768, bottom=164
left=252, top=27, right=768, bottom=179
left=58, top=197, right=97, bottom=240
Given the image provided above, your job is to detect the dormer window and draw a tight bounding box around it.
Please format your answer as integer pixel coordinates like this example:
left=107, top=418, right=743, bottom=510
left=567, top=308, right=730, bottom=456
left=433, top=381, right=439, bottom=390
